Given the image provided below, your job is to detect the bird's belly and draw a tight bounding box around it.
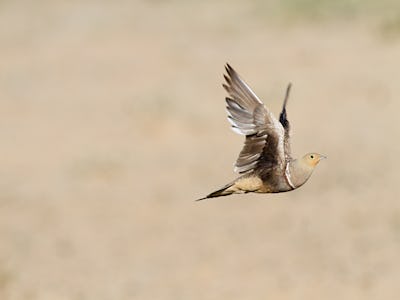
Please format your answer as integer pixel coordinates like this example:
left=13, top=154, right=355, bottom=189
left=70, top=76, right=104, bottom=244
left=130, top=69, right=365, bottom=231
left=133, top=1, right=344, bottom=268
left=256, top=168, right=295, bottom=193
left=233, top=171, right=295, bottom=194
left=256, top=180, right=292, bottom=193
left=271, top=175, right=295, bottom=192
left=234, top=176, right=269, bottom=193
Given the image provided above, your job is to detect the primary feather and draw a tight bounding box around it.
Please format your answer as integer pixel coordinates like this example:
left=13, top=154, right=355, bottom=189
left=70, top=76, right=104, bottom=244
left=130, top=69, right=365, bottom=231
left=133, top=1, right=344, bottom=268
left=223, top=64, right=286, bottom=174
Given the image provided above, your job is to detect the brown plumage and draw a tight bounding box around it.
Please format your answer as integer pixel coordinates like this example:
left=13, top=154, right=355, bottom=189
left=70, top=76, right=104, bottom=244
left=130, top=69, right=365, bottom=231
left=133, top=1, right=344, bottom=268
left=197, top=64, right=326, bottom=201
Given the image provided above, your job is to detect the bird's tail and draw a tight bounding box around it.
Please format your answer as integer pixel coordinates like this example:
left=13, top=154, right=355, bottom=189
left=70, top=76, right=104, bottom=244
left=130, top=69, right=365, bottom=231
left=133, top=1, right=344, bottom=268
left=196, top=181, right=236, bottom=201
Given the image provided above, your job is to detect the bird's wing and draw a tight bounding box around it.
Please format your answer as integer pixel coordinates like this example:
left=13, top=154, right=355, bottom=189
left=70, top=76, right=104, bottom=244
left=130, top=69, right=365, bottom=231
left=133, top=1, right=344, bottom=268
left=278, top=83, right=293, bottom=161
left=223, top=64, right=286, bottom=174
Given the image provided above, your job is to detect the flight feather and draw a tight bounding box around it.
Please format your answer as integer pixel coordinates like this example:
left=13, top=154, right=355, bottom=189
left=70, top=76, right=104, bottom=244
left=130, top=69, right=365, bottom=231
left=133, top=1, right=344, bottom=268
left=223, top=64, right=287, bottom=174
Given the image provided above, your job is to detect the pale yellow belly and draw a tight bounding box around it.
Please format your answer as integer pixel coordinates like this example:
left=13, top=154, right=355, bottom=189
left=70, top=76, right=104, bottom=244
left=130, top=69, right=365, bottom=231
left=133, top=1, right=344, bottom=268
left=232, top=176, right=272, bottom=193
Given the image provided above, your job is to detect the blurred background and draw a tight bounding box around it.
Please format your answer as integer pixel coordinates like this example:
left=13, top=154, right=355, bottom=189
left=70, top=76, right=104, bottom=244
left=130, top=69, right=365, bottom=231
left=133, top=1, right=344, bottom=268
left=1, top=0, right=400, bottom=299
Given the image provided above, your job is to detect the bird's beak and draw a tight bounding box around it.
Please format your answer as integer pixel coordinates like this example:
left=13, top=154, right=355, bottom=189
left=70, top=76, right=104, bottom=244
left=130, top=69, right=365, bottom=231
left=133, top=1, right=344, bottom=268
left=319, top=155, right=327, bottom=160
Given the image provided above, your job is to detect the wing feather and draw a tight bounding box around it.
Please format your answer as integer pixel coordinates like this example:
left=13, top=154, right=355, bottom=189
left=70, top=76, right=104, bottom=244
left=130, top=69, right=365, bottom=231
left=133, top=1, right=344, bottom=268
left=279, top=83, right=293, bottom=161
left=223, top=64, right=287, bottom=174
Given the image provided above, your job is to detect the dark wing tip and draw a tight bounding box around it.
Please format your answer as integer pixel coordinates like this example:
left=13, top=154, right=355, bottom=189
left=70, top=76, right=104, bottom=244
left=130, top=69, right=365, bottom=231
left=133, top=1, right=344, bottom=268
left=225, top=63, right=236, bottom=78
left=279, top=82, right=292, bottom=129
left=223, top=74, right=231, bottom=85
left=283, top=82, right=292, bottom=109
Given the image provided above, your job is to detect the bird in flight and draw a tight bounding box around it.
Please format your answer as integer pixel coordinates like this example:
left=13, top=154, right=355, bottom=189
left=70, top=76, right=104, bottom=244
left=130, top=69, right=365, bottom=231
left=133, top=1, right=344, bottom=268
left=197, top=64, right=326, bottom=201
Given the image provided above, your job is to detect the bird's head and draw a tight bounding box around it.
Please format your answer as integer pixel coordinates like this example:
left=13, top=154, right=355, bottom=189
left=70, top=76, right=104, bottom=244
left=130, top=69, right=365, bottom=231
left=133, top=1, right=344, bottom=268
left=302, top=153, right=327, bottom=167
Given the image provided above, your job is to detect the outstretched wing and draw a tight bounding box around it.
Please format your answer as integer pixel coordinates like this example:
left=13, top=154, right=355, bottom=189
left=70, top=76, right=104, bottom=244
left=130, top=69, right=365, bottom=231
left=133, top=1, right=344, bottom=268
left=223, top=64, right=286, bottom=174
left=279, top=83, right=293, bottom=161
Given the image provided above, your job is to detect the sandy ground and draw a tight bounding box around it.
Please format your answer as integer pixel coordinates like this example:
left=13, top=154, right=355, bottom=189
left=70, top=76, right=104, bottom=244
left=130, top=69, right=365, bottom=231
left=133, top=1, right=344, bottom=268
left=1, top=1, right=400, bottom=299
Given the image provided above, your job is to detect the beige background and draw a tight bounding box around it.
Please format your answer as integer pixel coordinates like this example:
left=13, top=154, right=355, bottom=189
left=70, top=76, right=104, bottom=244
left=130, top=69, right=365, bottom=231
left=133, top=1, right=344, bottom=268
left=1, top=1, right=400, bottom=299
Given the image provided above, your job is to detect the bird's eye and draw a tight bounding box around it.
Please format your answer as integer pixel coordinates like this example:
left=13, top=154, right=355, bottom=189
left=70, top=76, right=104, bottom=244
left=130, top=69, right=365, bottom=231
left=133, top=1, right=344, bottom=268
left=310, top=155, right=314, bottom=159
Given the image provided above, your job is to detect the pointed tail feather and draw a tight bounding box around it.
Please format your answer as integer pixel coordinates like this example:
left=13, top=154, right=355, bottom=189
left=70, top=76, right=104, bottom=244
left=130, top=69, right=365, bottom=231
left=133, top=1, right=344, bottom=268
left=196, top=182, right=236, bottom=201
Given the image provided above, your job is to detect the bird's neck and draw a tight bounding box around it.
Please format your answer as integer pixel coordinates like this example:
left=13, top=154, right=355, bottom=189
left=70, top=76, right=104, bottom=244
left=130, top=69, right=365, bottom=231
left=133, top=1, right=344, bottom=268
left=288, top=159, right=314, bottom=188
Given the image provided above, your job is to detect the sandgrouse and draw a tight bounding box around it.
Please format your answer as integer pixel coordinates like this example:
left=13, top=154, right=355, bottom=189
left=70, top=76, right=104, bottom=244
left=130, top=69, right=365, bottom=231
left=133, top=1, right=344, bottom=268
left=198, top=64, right=325, bottom=200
